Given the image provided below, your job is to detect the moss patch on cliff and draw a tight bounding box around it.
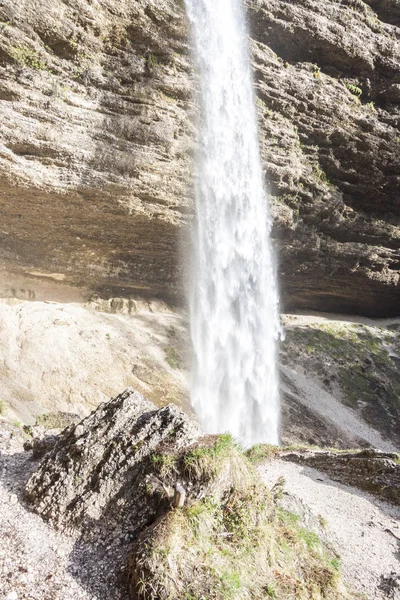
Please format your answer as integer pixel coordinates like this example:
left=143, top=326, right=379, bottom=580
left=281, top=320, right=400, bottom=445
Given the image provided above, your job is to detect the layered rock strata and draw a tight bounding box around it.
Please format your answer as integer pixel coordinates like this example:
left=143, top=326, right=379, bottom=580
left=25, top=388, right=200, bottom=532
left=0, top=0, right=399, bottom=314
left=281, top=448, right=400, bottom=506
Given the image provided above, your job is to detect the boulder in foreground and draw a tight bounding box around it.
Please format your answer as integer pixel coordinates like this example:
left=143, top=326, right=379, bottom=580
left=25, top=389, right=353, bottom=599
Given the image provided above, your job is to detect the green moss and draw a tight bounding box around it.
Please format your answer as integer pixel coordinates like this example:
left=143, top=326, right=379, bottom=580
left=313, top=64, right=321, bottom=79
left=150, top=453, right=177, bottom=477
left=283, top=322, right=400, bottom=438
left=147, top=53, right=159, bottom=70
left=164, top=345, right=181, bottom=369
left=182, top=434, right=241, bottom=483
left=246, top=443, right=281, bottom=464
left=10, top=46, right=47, bottom=70
left=256, top=96, right=266, bottom=109
left=312, top=163, right=332, bottom=186
left=164, top=324, right=187, bottom=370
left=344, top=82, right=362, bottom=98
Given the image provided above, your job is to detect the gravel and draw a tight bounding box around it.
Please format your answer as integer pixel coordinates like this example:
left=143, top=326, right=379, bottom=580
left=0, top=423, right=131, bottom=600
left=261, top=459, right=400, bottom=600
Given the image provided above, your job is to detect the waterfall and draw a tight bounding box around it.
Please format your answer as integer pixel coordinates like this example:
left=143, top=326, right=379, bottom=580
left=185, top=0, right=281, bottom=446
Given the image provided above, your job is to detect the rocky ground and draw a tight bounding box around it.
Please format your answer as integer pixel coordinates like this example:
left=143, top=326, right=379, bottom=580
left=0, top=421, right=134, bottom=600
left=1, top=297, right=398, bottom=453
left=0, top=396, right=399, bottom=600
left=280, top=312, right=400, bottom=449
left=0, top=297, right=190, bottom=424
left=262, top=459, right=400, bottom=600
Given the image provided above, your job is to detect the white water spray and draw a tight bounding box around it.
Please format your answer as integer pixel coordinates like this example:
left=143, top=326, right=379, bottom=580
left=186, top=0, right=281, bottom=446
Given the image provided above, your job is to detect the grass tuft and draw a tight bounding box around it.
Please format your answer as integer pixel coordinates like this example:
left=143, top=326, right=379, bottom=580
left=129, top=439, right=350, bottom=600
left=182, top=434, right=242, bottom=483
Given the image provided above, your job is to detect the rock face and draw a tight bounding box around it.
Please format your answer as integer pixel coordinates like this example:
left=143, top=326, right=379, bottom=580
left=280, top=315, right=400, bottom=450
left=0, top=0, right=399, bottom=315
left=281, top=448, right=400, bottom=506
left=0, top=0, right=192, bottom=304
left=25, top=388, right=200, bottom=532
left=250, top=0, right=400, bottom=316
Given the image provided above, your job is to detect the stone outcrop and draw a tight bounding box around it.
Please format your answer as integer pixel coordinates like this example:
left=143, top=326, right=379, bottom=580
left=25, top=388, right=200, bottom=532
left=0, top=0, right=399, bottom=315
left=282, top=447, right=400, bottom=505
left=24, top=388, right=353, bottom=600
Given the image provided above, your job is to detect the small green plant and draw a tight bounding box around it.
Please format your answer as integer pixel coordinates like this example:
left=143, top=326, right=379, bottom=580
left=164, top=345, right=181, bottom=369
left=265, top=583, right=277, bottom=598
left=312, top=163, right=336, bottom=189
left=151, top=453, right=176, bottom=477
left=271, top=476, right=286, bottom=502
left=318, top=515, right=328, bottom=529
left=278, top=508, right=301, bottom=528
left=186, top=497, right=222, bottom=538
left=246, top=443, right=280, bottom=464
left=10, top=45, right=47, bottom=70
left=256, top=96, right=267, bottom=109
left=51, top=82, right=69, bottom=100
left=345, top=82, right=362, bottom=98
left=313, top=64, right=321, bottom=79
left=160, top=92, right=177, bottom=104
left=220, top=570, right=242, bottom=595
left=0, top=20, right=10, bottom=32
left=147, top=53, right=159, bottom=71
left=183, top=434, right=238, bottom=482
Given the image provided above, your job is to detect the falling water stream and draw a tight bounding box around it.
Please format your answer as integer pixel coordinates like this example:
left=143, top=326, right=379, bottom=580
left=185, top=0, right=281, bottom=446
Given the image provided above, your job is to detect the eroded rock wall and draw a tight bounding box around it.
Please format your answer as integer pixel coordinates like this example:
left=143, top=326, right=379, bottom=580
left=0, top=0, right=399, bottom=315
left=0, top=0, right=192, bottom=302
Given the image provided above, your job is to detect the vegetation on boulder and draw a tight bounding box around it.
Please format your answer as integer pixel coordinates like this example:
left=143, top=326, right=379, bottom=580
left=129, top=437, right=349, bottom=600
left=24, top=389, right=353, bottom=599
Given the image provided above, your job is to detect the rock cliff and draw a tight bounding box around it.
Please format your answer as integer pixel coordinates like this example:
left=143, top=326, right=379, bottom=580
left=0, top=0, right=399, bottom=315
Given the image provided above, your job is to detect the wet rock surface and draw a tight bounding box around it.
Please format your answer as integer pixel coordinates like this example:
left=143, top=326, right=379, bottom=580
left=0, top=0, right=399, bottom=315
